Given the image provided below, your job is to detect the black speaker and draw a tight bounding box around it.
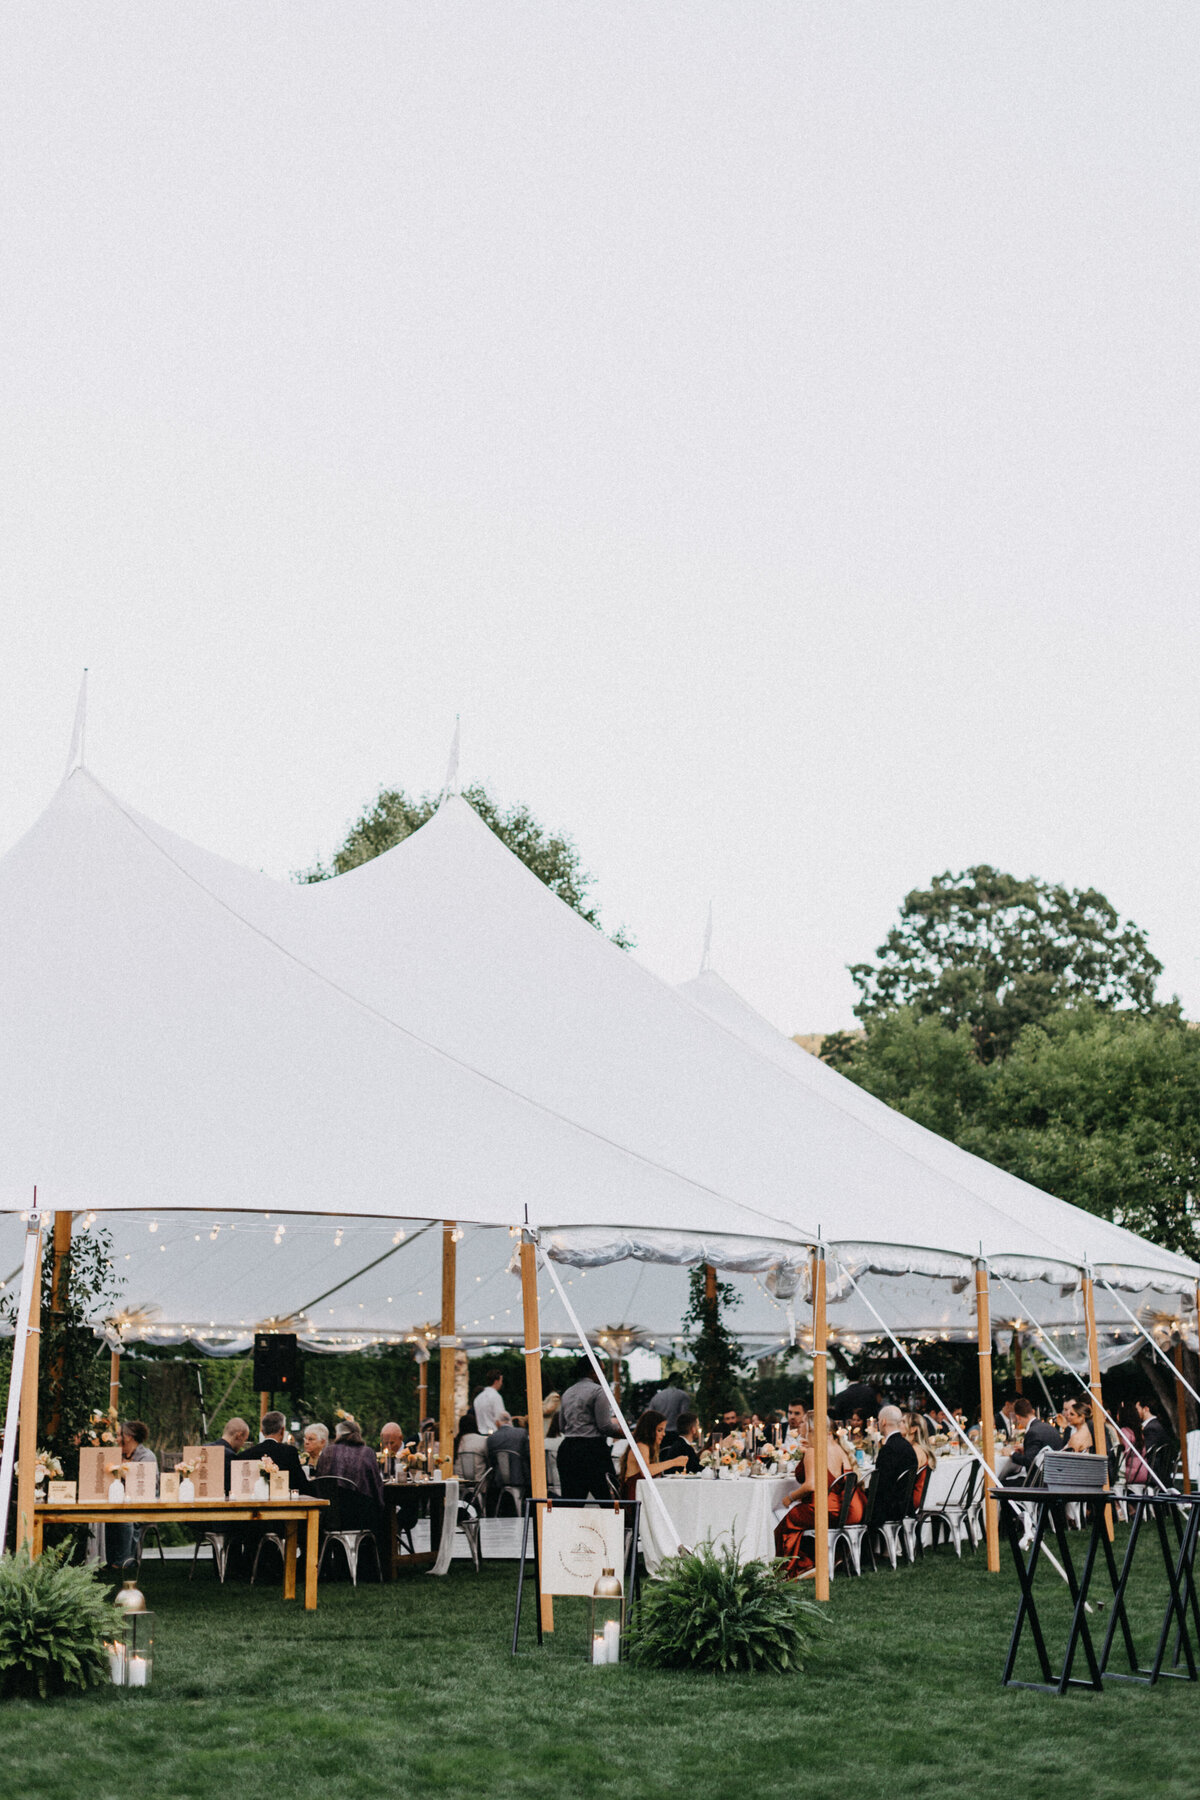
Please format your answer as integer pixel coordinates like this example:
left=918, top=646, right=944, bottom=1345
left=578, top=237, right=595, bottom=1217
left=253, top=1332, right=298, bottom=1396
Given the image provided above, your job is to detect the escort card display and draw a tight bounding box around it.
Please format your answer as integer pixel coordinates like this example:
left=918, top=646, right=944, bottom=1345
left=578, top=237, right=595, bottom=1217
left=78, top=1446, right=110, bottom=1505
left=539, top=1506, right=625, bottom=1598
left=229, top=1459, right=261, bottom=1499
left=159, top=1472, right=180, bottom=1502
left=123, top=1460, right=156, bottom=1503
left=47, top=1480, right=77, bottom=1504
left=182, top=1446, right=226, bottom=1501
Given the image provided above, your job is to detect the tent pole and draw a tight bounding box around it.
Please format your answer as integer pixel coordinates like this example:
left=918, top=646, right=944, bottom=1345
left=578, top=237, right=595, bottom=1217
left=109, top=1349, right=121, bottom=1414
left=0, top=1212, right=43, bottom=1556
left=15, top=1228, right=45, bottom=1554
left=418, top=1354, right=428, bottom=1425
left=520, top=1234, right=552, bottom=1633
left=1013, top=1334, right=1023, bottom=1395
left=439, top=1222, right=457, bottom=1478
left=1081, top=1272, right=1113, bottom=1539
left=811, top=1246, right=829, bottom=1602
left=974, top=1260, right=1000, bottom=1573
left=46, top=1210, right=72, bottom=1439
left=1173, top=1338, right=1191, bottom=1495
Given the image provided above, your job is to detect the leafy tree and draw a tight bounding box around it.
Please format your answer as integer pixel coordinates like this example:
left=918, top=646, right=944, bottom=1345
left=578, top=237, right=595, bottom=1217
left=825, top=1005, right=1200, bottom=1259
left=848, top=866, right=1172, bottom=1061
left=297, top=781, right=632, bottom=946
left=682, top=1266, right=744, bottom=1426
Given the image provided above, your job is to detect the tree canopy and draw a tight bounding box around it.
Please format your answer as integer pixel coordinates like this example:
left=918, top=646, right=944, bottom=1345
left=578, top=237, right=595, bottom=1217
left=848, top=865, right=1172, bottom=1062
left=298, top=781, right=632, bottom=946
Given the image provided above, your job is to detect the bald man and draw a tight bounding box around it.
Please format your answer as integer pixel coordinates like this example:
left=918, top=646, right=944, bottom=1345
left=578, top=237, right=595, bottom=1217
left=209, top=1417, right=251, bottom=1494
left=380, top=1421, right=404, bottom=1459
left=872, top=1405, right=918, bottom=1523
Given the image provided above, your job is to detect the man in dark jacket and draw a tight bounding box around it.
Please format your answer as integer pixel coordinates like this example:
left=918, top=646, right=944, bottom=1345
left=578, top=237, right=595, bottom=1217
left=237, top=1411, right=306, bottom=1491
left=872, top=1406, right=918, bottom=1522
left=1006, top=1397, right=1065, bottom=1476
left=833, top=1382, right=881, bottom=1424
left=660, top=1410, right=702, bottom=1473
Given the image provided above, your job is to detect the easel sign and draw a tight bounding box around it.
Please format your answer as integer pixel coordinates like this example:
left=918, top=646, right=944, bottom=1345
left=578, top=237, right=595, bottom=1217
left=541, top=1506, right=624, bottom=1596
left=512, top=1498, right=641, bottom=1653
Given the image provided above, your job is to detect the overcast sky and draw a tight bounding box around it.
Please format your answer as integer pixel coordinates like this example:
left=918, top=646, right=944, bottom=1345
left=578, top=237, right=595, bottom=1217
left=2, top=4, right=1198, bottom=1033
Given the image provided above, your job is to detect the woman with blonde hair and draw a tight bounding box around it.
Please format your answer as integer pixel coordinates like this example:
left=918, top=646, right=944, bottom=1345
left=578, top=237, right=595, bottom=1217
left=904, top=1411, right=937, bottom=1508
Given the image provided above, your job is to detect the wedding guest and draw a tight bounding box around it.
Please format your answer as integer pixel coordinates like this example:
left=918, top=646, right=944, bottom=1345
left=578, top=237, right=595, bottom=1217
left=558, top=1357, right=623, bottom=1501
left=646, top=1376, right=693, bottom=1432
left=106, top=1421, right=158, bottom=1570
left=542, top=1392, right=563, bottom=1439
left=315, top=1418, right=385, bottom=1504
left=380, top=1421, right=404, bottom=1458
left=1063, top=1396, right=1101, bottom=1454
left=453, top=1404, right=488, bottom=1479
left=485, top=1416, right=532, bottom=1505
left=1136, top=1397, right=1170, bottom=1463
left=620, top=1410, right=689, bottom=1500
left=207, top=1416, right=251, bottom=1493
left=833, top=1380, right=880, bottom=1423
left=1117, top=1403, right=1151, bottom=1487
left=903, top=1412, right=937, bottom=1506
left=775, top=1415, right=863, bottom=1577
left=783, top=1400, right=809, bottom=1450
left=872, top=1406, right=918, bottom=1523
left=1006, top=1397, right=1063, bottom=1476
left=660, top=1410, right=702, bottom=1473
left=238, top=1411, right=305, bottom=1490
left=302, top=1423, right=330, bottom=1472
left=997, top=1397, right=1020, bottom=1442
left=472, top=1369, right=506, bottom=1435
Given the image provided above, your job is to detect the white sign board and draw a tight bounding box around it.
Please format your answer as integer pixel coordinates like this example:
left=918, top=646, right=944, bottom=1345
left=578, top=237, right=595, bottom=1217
left=539, top=1506, right=624, bottom=1598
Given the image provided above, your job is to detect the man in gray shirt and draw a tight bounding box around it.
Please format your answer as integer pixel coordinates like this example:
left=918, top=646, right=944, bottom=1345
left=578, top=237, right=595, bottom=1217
left=647, top=1378, right=693, bottom=1433
left=557, top=1358, right=623, bottom=1501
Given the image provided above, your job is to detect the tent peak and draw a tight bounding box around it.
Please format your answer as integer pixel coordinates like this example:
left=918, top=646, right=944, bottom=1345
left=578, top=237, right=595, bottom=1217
left=62, top=670, right=88, bottom=783
left=437, top=716, right=461, bottom=809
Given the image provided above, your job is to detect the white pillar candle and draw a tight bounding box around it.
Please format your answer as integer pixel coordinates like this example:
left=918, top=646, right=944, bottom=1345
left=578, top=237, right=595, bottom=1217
left=591, top=1633, right=607, bottom=1666
left=107, top=1643, right=126, bottom=1684
left=603, top=1619, right=621, bottom=1663
left=127, top=1656, right=149, bottom=1687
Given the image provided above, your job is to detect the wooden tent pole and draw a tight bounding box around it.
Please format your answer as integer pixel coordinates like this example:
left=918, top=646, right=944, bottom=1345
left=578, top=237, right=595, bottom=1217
left=15, top=1230, right=44, bottom=1553
left=46, top=1210, right=72, bottom=1439
left=417, top=1353, right=428, bottom=1425
left=439, top=1223, right=457, bottom=1478
left=1013, top=1335, right=1023, bottom=1396
left=1173, top=1337, right=1191, bottom=1495
left=811, top=1247, right=829, bottom=1601
left=975, top=1261, right=1000, bottom=1572
left=1081, top=1273, right=1113, bottom=1539
left=109, top=1349, right=121, bottom=1414
left=520, top=1235, right=552, bottom=1633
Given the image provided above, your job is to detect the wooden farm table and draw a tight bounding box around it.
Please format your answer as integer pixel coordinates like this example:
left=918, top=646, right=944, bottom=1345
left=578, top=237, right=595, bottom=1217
left=33, top=1498, right=329, bottom=1610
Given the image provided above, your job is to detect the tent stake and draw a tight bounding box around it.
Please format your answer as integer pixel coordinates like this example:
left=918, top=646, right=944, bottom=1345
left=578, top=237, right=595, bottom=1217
left=439, top=1222, right=457, bottom=1478
left=974, top=1260, right=1000, bottom=1572
left=811, top=1246, right=829, bottom=1601
left=520, top=1234, right=552, bottom=1633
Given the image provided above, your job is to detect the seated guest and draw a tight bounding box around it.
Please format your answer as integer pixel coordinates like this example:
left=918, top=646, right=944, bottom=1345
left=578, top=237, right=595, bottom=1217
left=996, top=1397, right=1020, bottom=1442
left=238, top=1411, right=306, bottom=1490
left=1063, top=1397, right=1101, bottom=1454
left=903, top=1412, right=937, bottom=1507
left=717, top=1406, right=743, bottom=1446
left=775, top=1416, right=863, bottom=1577
left=1136, top=1397, right=1170, bottom=1464
left=485, top=1415, right=532, bottom=1506
left=833, top=1380, right=880, bottom=1424
left=453, top=1404, right=488, bottom=1480
left=872, top=1406, right=918, bottom=1522
left=472, top=1369, right=506, bottom=1435
left=660, top=1410, right=702, bottom=1473
left=315, top=1418, right=385, bottom=1505
left=620, top=1410, right=690, bottom=1500
left=1005, top=1397, right=1063, bottom=1476
left=302, top=1422, right=330, bottom=1472
left=106, top=1421, right=158, bottom=1570
left=783, top=1400, right=809, bottom=1451
left=208, top=1417, right=251, bottom=1493
left=380, top=1421, right=404, bottom=1459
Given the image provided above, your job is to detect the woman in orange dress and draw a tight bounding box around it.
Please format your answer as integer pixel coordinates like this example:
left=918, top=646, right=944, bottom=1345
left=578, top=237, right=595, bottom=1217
left=774, top=1418, right=863, bottom=1577
left=620, top=1410, right=690, bottom=1500
left=904, top=1411, right=938, bottom=1509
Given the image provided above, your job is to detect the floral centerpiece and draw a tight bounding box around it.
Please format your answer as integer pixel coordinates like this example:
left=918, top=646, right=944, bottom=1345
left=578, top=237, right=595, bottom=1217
left=34, top=1450, right=63, bottom=1489
left=757, top=1441, right=780, bottom=1467
left=81, top=1407, right=120, bottom=1447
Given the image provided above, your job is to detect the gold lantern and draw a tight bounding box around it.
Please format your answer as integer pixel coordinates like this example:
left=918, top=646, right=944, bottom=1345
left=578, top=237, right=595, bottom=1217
left=589, top=1566, right=624, bottom=1665
left=108, top=1577, right=154, bottom=1688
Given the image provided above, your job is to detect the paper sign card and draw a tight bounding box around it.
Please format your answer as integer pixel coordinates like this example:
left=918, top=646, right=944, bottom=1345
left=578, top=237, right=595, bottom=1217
left=78, top=1446, right=110, bottom=1505
left=229, top=1459, right=261, bottom=1499
left=268, top=1470, right=290, bottom=1500
left=124, top=1460, right=157, bottom=1503
left=47, top=1480, right=77, bottom=1504
left=159, top=1472, right=180, bottom=1502
left=540, top=1507, right=625, bottom=1598
left=183, top=1446, right=226, bottom=1501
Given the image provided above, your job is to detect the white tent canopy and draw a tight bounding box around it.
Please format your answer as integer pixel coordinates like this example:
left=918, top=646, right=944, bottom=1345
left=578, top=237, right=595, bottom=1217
left=2, top=764, right=1195, bottom=1356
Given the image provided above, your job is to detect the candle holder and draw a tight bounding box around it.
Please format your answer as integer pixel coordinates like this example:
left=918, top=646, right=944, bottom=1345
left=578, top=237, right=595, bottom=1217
left=589, top=1567, right=624, bottom=1665
left=109, top=1578, right=154, bottom=1688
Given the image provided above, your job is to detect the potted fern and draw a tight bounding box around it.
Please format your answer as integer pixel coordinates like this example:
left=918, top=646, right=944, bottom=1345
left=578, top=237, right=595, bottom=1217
left=0, top=1547, right=118, bottom=1699
left=627, top=1539, right=823, bottom=1674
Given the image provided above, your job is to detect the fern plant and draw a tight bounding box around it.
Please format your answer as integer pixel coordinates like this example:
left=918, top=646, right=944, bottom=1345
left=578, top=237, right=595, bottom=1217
left=0, top=1547, right=116, bottom=1699
left=627, top=1539, right=824, bottom=1674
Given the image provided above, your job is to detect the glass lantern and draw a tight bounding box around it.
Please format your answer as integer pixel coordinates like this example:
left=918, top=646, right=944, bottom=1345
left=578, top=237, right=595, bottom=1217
left=109, top=1577, right=154, bottom=1688
left=589, top=1567, right=624, bottom=1665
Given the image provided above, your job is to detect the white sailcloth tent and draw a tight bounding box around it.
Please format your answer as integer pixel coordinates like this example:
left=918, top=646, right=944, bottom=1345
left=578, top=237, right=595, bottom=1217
left=1, top=760, right=1195, bottom=1359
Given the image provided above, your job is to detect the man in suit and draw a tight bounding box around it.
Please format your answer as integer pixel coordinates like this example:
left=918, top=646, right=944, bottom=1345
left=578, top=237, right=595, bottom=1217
left=237, top=1410, right=306, bottom=1491
left=833, top=1381, right=881, bottom=1424
left=1005, top=1397, right=1064, bottom=1478
left=1136, top=1398, right=1171, bottom=1474
left=872, top=1405, right=918, bottom=1522
left=660, top=1410, right=702, bottom=1473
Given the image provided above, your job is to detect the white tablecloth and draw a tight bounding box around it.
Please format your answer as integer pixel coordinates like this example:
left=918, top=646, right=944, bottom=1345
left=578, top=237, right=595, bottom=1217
left=636, top=1474, right=795, bottom=1573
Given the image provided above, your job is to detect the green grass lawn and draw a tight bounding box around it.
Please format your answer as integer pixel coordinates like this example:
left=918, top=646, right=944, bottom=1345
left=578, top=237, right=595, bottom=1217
left=6, top=1535, right=1199, bottom=1800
